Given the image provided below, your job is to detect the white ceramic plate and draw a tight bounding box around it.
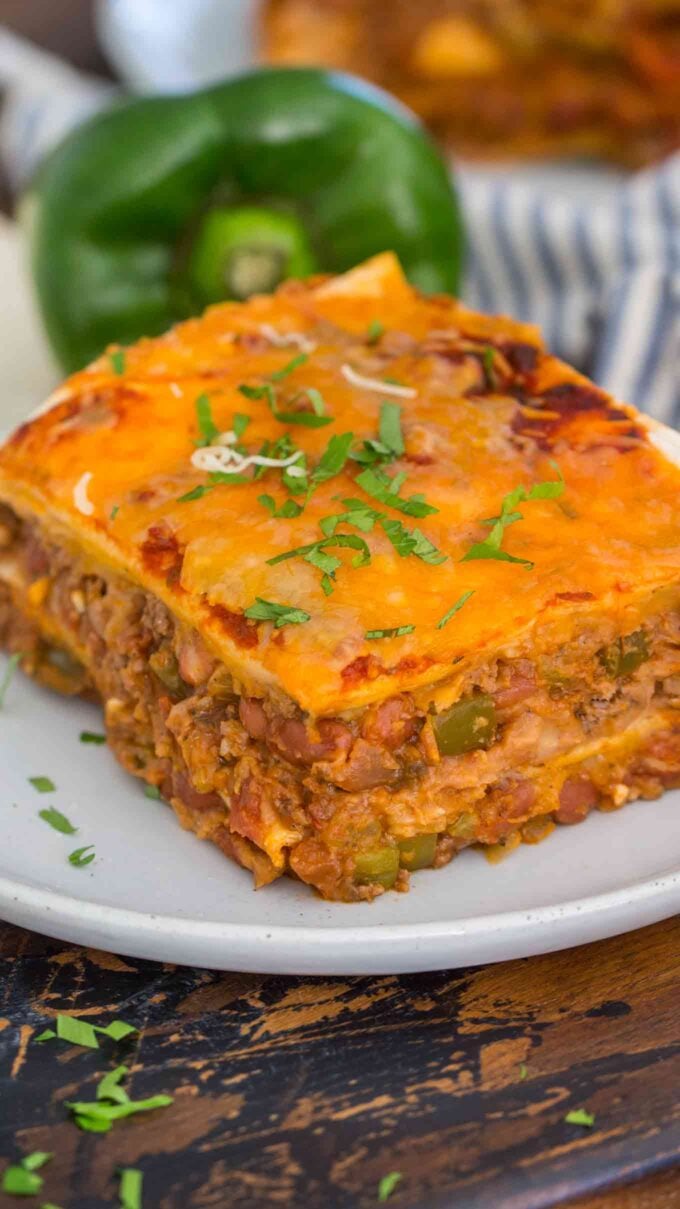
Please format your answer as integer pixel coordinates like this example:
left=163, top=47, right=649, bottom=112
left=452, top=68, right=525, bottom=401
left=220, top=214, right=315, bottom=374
left=1, top=665, right=679, bottom=973
left=0, top=221, right=678, bottom=974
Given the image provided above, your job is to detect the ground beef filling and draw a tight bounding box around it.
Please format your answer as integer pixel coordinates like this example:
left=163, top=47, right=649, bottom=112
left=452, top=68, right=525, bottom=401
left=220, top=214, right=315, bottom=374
left=1, top=510, right=679, bottom=901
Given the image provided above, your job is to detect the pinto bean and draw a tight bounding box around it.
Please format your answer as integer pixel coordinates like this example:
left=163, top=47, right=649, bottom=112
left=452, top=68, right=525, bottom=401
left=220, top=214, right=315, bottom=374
left=171, top=769, right=224, bottom=814
left=177, top=631, right=217, bottom=686
left=239, top=697, right=269, bottom=741
left=494, top=676, right=537, bottom=711
left=556, top=775, right=599, bottom=824
left=272, top=717, right=352, bottom=766
left=361, top=695, right=419, bottom=750
left=327, top=739, right=399, bottom=792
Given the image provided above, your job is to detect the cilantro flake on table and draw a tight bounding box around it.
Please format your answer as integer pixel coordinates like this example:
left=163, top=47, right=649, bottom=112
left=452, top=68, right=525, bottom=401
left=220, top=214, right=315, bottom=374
left=98, top=1065, right=131, bottom=1106
left=34, top=1015, right=137, bottom=1049
left=0, top=652, right=22, bottom=709
left=144, top=784, right=162, bottom=801
left=29, top=776, right=56, bottom=794
left=38, top=808, right=77, bottom=836
left=118, top=1167, right=143, bottom=1209
left=68, top=846, right=96, bottom=868
left=67, top=1092, right=173, bottom=1134
left=377, top=1171, right=402, bottom=1202
left=79, top=731, right=106, bottom=745
left=565, top=1108, right=595, bottom=1127
left=2, top=1151, right=52, bottom=1196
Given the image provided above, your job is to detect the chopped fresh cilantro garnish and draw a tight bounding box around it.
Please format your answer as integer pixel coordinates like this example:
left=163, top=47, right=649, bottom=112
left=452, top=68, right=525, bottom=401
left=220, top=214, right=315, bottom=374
left=144, top=784, right=162, bottom=800
left=273, top=408, right=332, bottom=428
left=380, top=518, right=446, bottom=565
left=436, top=591, right=474, bottom=629
left=377, top=1171, right=402, bottom=1201
left=69, top=845, right=96, bottom=868
left=482, top=345, right=496, bottom=389
left=178, top=484, right=211, bottom=503
left=243, top=599, right=311, bottom=628
left=109, top=349, right=126, bottom=376
left=110, top=504, right=120, bottom=520
left=232, top=412, right=250, bottom=439
left=2, top=1151, right=52, bottom=1196
left=519, top=1062, right=528, bottom=1081
left=356, top=466, right=437, bottom=518
left=80, top=731, right=106, bottom=745
left=565, top=1108, right=595, bottom=1127
left=366, top=626, right=415, bottom=639
left=98, top=1064, right=131, bottom=1105
left=267, top=534, right=370, bottom=594
left=34, top=1016, right=136, bottom=1048
left=310, top=432, right=354, bottom=489
left=34, top=1029, right=57, bottom=1043
left=350, top=402, right=405, bottom=467
left=305, top=387, right=326, bottom=416
left=38, top=807, right=77, bottom=836
left=194, top=393, right=219, bottom=447
left=462, top=467, right=564, bottom=570
left=366, top=319, right=385, bottom=345
left=320, top=501, right=379, bottom=538
left=29, top=776, right=56, bottom=794
left=0, top=651, right=22, bottom=709
left=270, top=352, right=308, bottom=381
left=67, top=1092, right=173, bottom=1133
left=98, top=1020, right=138, bottom=1042
left=119, top=1167, right=143, bottom=1209
left=258, top=494, right=304, bottom=519
left=57, top=1014, right=99, bottom=1049
left=378, top=402, right=404, bottom=458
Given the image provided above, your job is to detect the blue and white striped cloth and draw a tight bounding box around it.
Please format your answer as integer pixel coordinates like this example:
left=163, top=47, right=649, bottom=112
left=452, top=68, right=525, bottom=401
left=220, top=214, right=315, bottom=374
left=0, top=23, right=677, bottom=424
left=459, top=155, right=679, bottom=424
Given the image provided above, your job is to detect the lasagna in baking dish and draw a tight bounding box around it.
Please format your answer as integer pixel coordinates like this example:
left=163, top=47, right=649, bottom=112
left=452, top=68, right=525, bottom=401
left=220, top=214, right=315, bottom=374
left=1, top=254, right=679, bottom=900
left=262, top=0, right=680, bottom=165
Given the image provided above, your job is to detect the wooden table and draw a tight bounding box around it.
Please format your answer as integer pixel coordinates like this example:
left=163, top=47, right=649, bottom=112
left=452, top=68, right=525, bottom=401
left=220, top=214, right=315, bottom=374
left=1, top=917, right=678, bottom=1207
left=0, top=4, right=679, bottom=1205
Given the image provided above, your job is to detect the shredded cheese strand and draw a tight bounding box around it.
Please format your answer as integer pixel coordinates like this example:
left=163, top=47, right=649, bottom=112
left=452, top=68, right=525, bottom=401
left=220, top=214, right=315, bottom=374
left=191, top=444, right=303, bottom=476
left=73, top=471, right=95, bottom=516
left=260, top=324, right=316, bottom=354
left=340, top=364, right=416, bottom=399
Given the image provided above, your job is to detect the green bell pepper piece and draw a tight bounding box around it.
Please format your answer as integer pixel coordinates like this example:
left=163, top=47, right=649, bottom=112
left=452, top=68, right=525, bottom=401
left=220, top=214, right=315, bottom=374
left=354, top=846, right=400, bottom=889
left=433, top=692, right=497, bottom=757
left=398, top=833, right=437, bottom=871
left=29, top=68, right=463, bottom=372
left=598, top=629, right=649, bottom=679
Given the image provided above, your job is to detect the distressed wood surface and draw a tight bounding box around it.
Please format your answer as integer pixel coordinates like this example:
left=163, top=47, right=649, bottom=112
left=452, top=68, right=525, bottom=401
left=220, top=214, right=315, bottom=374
left=1, top=917, right=678, bottom=1208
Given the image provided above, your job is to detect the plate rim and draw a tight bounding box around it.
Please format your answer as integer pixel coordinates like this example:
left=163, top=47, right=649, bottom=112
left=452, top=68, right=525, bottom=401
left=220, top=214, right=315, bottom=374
left=1, top=861, right=678, bottom=973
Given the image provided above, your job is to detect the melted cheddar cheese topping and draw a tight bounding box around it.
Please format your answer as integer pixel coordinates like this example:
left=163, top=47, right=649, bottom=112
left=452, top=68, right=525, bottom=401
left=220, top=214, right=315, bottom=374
left=2, top=254, right=680, bottom=715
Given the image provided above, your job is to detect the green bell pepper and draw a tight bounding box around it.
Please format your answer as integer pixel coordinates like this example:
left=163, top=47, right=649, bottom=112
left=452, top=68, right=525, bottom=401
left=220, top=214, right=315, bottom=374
left=598, top=629, right=649, bottom=679
left=29, top=68, right=463, bottom=372
left=432, top=693, right=497, bottom=758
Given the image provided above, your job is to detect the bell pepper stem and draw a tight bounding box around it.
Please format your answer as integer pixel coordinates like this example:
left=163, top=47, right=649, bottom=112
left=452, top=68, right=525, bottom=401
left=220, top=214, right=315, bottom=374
left=186, top=205, right=317, bottom=304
